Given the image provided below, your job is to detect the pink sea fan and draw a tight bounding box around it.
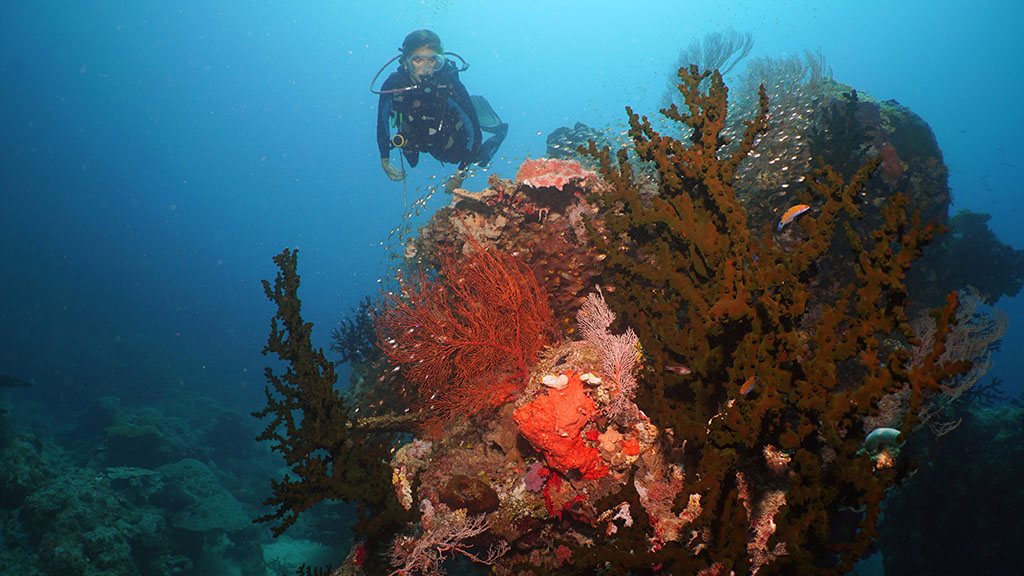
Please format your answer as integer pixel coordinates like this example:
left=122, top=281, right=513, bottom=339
left=578, top=287, right=617, bottom=342
left=577, top=288, right=640, bottom=423
left=515, top=158, right=596, bottom=191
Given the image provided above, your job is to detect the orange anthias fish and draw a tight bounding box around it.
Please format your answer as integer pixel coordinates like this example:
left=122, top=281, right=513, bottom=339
left=777, top=204, right=811, bottom=230
left=665, top=365, right=691, bottom=375
left=740, top=376, right=758, bottom=395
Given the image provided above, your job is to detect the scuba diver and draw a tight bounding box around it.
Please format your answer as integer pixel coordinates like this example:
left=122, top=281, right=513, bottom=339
left=372, top=29, right=508, bottom=193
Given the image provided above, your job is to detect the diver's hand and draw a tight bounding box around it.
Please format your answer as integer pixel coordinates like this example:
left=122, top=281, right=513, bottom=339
left=382, top=158, right=406, bottom=181
left=443, top=168, right=467, bottom=194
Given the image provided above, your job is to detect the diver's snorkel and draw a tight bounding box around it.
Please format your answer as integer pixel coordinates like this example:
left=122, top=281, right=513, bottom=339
left=370, top=51, right=469, bottom=94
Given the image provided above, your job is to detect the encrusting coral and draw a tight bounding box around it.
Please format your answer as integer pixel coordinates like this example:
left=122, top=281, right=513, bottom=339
left=513, top=371, right=607, bottom=480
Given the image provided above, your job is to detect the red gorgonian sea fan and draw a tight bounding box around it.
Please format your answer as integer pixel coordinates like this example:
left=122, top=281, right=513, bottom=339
left=375, top=241, right=557, bottom=434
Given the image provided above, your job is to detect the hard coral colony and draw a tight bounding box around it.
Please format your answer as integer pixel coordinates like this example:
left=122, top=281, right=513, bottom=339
left=256, top=65, right=970, bottom=576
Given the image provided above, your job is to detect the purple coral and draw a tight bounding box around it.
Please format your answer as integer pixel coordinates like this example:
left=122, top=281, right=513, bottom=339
left=524, top=461, right=547, bottom=492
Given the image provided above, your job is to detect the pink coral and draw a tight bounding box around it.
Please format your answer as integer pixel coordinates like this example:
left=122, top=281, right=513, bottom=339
left=577, top=289, right=640, bottom=423
left=762, top=445, right=791, bottom=476
left=553, top=544, right=573, bottom=566
left=524, top=461, right=548, bottom=492
left=634, top=467, right=701, bottom=545
left=878, top=143, right=904, bottom=181
left=515, top=158, right=596, bottom=191
left=736, top=472, right=788, bottom=575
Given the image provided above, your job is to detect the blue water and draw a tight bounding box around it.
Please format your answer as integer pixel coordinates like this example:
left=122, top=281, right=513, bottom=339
left=3, top=1, right=1021, bottom=406
left=1, top=0, right=1022, bottom=572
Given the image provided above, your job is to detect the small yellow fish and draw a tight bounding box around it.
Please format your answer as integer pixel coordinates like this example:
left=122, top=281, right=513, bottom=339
left=777, top=204, right=811, bottom=230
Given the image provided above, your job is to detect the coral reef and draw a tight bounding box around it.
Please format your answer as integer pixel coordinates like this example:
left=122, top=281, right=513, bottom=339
left=724, top=51, right=952, bottom=269
left=908, top=209, right=1024, bottom=307
left=21, top=469, right=155, bottom=576
left=545, top=121, right=613, bottom=162
left=0, top=422, right=267, bottom=575
left=158, top=458, right=251, bottom=534
left=268, top=61, right=1007, bottom=575
left=404, top=159, right=607, bottom=327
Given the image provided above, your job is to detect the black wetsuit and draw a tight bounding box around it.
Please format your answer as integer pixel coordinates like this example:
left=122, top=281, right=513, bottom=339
left=377, top=60, right=483, bottom=170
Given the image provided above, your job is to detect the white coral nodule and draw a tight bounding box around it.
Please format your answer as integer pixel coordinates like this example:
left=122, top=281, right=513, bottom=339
left=541, top=373, right=570, bottom=389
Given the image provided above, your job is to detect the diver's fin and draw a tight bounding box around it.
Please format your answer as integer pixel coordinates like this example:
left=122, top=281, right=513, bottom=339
left=471, top=95, right=502, bottom=132
left=475, top=122, right=507, bottom=168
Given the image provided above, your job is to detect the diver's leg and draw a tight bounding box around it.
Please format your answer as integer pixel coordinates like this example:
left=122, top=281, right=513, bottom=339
left=475, top=122, right=508, bottom=167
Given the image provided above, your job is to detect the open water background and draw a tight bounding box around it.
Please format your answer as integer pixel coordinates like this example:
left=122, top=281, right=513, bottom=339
left=2, top=0, right=1021, bottom=413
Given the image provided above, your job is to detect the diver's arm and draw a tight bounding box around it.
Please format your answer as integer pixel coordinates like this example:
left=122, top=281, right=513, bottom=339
left=444, top=165, right=468, bottom=193
left=377, top=91, right=395, bottom=160
left=382, top=158, right=406, bottom=181
left=377, top=91, right=407, bottom=180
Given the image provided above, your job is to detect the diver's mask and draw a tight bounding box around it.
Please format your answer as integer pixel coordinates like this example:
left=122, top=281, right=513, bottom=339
left=371, top=52, right=469, bottom=95
left=406, top=52, right=446, bottom=75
